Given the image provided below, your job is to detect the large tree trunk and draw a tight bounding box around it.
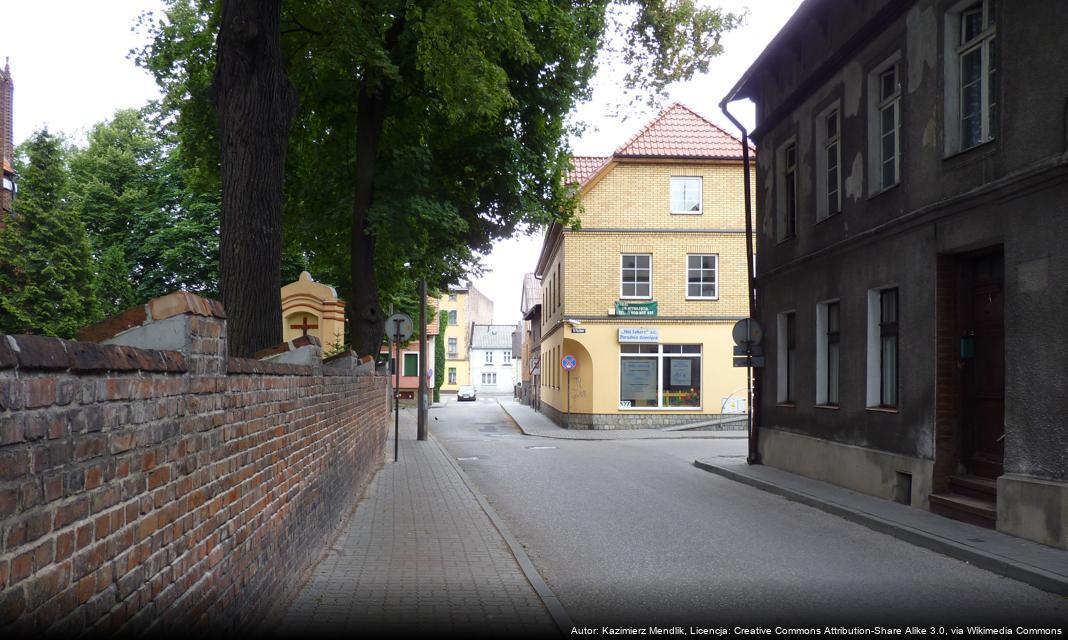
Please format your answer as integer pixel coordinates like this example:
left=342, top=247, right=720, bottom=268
left=211, top=0, right=298, bottom=357
left=349, top=14, right=406, bottom=358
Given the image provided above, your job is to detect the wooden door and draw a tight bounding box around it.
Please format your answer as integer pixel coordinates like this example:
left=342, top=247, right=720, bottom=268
left=962, top=253, right=1005, bottom=478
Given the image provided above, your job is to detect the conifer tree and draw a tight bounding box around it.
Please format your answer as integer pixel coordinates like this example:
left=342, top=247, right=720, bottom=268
left=0, top=130, right=100, bottom=337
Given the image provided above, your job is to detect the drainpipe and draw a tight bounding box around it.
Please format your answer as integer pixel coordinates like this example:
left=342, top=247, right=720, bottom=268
left=719, top=98, right=761, bottom=465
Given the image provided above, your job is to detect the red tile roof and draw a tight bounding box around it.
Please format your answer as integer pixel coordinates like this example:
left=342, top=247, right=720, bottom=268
left=567, top=156, right=611, bottom=186
left=614, top=103, right=752, bottom=159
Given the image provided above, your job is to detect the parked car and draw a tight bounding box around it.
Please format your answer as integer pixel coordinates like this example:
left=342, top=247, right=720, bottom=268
left=457, top=385, right=477, bottom=402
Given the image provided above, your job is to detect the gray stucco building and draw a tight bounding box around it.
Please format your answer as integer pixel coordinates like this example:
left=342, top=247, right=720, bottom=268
left=723, top=0, right=1067, bottom=549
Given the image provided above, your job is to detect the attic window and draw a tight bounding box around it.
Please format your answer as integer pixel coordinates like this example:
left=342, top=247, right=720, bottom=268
left=670, top=177, right=702, bottom=214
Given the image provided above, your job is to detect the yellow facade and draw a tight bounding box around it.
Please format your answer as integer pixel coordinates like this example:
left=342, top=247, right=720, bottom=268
left=537, top=160, right=755, bottom=427
left=280, top=271, right=346, bottom=349
left=437, top=285, right=493, bottom=392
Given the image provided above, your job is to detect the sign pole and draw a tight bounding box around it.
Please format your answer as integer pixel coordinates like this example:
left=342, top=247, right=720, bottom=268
left=566, top=369, right=571, bottom=430
left=394, top=322, right=401, bottom=463
left=417, top=279, right=427, bottom=441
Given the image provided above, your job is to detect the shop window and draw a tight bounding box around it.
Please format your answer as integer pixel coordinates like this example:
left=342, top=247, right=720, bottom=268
left=619, top=344, right=701, bottom=409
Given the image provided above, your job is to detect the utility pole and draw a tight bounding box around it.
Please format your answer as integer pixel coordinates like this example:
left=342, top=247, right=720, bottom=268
left=417, top=278, right=428, bottom=441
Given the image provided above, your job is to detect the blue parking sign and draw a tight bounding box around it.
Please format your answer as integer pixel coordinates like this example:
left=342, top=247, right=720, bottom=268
left=561, top=355, right=577, bottom=370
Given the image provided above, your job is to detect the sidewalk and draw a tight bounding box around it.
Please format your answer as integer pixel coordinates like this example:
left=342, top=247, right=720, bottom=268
left=694, top=457, right=1068, bottom=596
left=498, top=398, right=747, bottom=440
left=277, top=410, right=565, bottom=637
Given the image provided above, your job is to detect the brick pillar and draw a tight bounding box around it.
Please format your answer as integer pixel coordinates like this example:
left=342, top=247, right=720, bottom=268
left=77, top=292, right=228, bottom=377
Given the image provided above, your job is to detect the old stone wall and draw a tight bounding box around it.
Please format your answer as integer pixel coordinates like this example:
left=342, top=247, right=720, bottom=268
left=0, top=296, right=389, bottom=635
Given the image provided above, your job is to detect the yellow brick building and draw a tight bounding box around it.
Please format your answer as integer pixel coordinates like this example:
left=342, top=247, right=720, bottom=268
left=535, top=104, right=754, bottom=429
left=437, top=283, right=493, bottom=393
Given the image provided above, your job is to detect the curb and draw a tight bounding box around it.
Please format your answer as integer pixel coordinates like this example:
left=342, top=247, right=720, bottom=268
left=693, top=459, right=1068, bottom=596
left=496, top=400, right=747, bottom=441
left=433, top=434, right=575, bottom=635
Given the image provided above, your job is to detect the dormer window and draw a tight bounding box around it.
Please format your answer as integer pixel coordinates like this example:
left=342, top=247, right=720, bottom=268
left=670, top=177, right=702, bottom=214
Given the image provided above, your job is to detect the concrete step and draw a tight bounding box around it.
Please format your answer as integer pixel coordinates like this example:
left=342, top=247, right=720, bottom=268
left=949, top=474, right=997, bottom=501
left=929, top=492, right=996, bottom=529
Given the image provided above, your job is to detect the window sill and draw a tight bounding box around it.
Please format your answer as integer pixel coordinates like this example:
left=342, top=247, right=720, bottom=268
left=686, top=296, right=719, bottom=301
left=776, top=402, right=796, bottom=408
left=814, top=211, right=842, bottom=226
left=867, top=181, right=901, bottom=200
left=670, top=211, right=703, bottom=215
left=776, top=235, right=797, bottom=245
left=865, top=406, right=899, bottom=414
left=619, top=296, right=653, bottom=301
left=814, top=404, right=840, bottom=410
left=943, top=137, right=997, bottom=163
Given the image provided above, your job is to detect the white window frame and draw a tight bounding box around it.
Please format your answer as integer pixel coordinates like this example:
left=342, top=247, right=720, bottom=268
left=620, top=254, right=652, bottom=300
left=816, top=102, right=842, bottom=221
left=815, top=299, right=840, bottom=406
left=944, top=0, right=997, bottom=155
left=867, top=53, right=903, bottom=195
left=448, top=310, right=458, bottom=325
left=618, top=344, right=702, bottom=410
left=685, top=254, right=719, bottom=300
left=503, top=350, right=512, bottom=364
left=484, top=350, right=493, bottom=364
left=866, top=286, right=900, bottom=408
left=447, top=337, right=458, bottom=356
left=776, top=139, right=798, bottom=242
left=448, top=367, right=457, bottom=385
left=670, top=176, right=703, bottom=214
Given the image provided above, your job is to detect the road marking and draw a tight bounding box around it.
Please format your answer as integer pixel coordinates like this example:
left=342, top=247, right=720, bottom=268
left=525, top=446, right=557, bottom=450
left=457, top=456, right=480, bottom=461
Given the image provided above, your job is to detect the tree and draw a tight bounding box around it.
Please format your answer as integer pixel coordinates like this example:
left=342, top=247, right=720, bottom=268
left=68, top=107, right=221, bottom=307
left=0, top=130, right=100, bottom=337
left=434, top=309, right=446, bottom=403
left=211, top=0, right=298, bottom=357
left=137, top=0, right=742, bottom=355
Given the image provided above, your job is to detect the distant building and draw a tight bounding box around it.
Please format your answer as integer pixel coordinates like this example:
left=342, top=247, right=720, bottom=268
left=280, top=271, right=346, bottom=348
left=533, top=103, right=753, bottom=429
left=724, top=0, right=1068, bottom=549
left=1, top=60, right=15, bottom=216
left=520, top=273, right=543, bottom=408
left=470, top=324, right=517, bottom=394
left=437, top=283, right=493, bottom=393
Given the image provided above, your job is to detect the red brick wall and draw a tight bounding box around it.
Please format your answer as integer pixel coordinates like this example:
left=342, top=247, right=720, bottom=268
left=0, top=314, right=389, bottom=634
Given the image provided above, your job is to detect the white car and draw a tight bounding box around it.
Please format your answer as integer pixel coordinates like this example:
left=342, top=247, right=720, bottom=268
left=457, top=385, right=477, bottom=402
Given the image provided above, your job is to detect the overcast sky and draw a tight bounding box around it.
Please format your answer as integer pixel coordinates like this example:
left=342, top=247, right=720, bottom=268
left=3, top=0, right=803, bottom=325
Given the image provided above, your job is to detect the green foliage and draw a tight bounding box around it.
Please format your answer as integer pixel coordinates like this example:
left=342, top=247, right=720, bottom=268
left=134, top=0, right=742, bottom=318
left=94, top=245, right=137, bottom=318
left=0, top=130, right=100, bottom=337
left=434, top=309, right=447, bottom=403
left=68, top=107, right=220, bottom=305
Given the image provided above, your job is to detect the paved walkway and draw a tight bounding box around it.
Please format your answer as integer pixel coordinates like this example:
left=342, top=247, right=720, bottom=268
left=694, top=457, right=1068, bottom=596
left=277, top=410, right=560, bottom=637
left=497, top=398, right=747, bottom=440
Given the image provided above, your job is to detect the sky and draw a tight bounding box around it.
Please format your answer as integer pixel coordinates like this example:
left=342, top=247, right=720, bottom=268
left=3, top=0, right=804, bottom=325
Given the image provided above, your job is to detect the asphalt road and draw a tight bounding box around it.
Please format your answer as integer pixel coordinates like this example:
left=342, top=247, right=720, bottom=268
left=431, top=398, right=1068, bottom=629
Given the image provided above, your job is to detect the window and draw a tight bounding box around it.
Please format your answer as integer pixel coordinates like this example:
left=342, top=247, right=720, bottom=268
left=867, top=287, right=899, bottom=408
left=448, top=337, right=457, bottom=356
left=778, top=142, right=798, bottom=240
left=686, top=254, right=718, bottom=299
left=869, top=57, right=902, bottom=193
left=816, top=301, right=840, bottom=406
left=670, top=177, right=702, bottom=213
left=481, top=372, right=497, bottom=385
left=403, top=353, right=419, bottom=377
left=776, top=312, right=797, bottom=403
left=503, top=350, right=512, bottom=364
left=619, top=344, right=701, bottom=409
left=620, top=254, right=651, bottom=299
left=448, top=294, right=457, bottom=301
left=816, top=105, right=841, bottom=220
left=958, top=1, right=997, bottom=149
left=448, top=368, right=457, bottom=385
left=485, top=350, right=493, bottom=364
left=448, top=310, right=457, bottom=325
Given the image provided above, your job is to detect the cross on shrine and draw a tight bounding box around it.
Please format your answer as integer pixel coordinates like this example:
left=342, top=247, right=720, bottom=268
left=290, top=316, right=319, bottom=337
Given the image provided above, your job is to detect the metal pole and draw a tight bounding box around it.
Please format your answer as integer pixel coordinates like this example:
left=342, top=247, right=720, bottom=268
left=566, top=369, right=571, bottom=429
left=394, top=323, right=401, bottom=462
left=417, top=279, right=428, bottom=441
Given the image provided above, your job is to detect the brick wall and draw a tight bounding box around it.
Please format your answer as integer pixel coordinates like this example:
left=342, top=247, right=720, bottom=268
left=0, top=295, right=389, bottom=635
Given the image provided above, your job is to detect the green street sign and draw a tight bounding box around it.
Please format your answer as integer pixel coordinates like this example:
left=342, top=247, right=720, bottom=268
left=615, top=301, right=658, bottom=317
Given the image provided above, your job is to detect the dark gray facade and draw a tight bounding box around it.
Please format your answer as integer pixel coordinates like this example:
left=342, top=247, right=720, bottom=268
left=725, top=0, right=1068, bottom=548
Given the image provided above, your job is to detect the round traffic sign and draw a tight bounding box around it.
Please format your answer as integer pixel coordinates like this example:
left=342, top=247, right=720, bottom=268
left=385, top=313, right=414, bottom=342
left=732, top=318, right=764, bottom=346
left=561, top=354, right=577, bottom=370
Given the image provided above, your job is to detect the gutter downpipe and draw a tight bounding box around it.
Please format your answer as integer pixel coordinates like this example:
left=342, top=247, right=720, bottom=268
left=719, top=97, right=761, bottom=465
